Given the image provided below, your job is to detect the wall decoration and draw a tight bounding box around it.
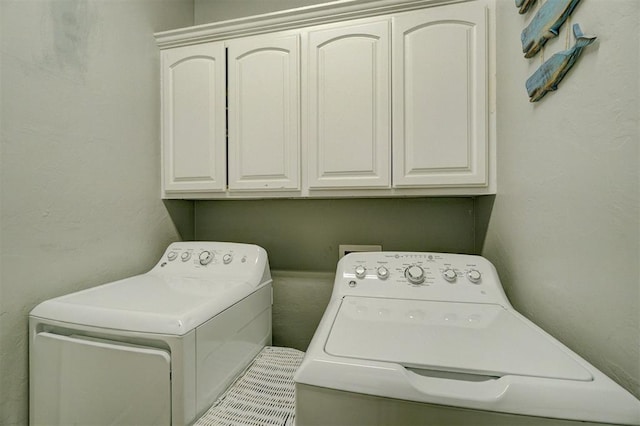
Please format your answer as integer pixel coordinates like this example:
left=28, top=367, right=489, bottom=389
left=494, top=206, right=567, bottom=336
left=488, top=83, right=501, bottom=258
left=515, top=0, right=538, bottom=15
left=526, top=24, right=596, bottom=102
left=521, top=0, right=582, bottom=58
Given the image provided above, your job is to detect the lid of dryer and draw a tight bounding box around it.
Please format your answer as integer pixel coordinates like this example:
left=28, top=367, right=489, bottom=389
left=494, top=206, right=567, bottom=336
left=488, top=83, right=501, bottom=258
left=30, top=273, right=260, bottom=335
left=324, top=297, right=592, bottom=381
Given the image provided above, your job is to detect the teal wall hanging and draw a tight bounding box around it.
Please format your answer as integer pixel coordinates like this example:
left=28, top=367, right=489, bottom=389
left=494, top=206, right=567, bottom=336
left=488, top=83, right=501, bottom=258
left=521, top=0, right=582, bottom=58
left=526, top=24, right=596, bottom=102
left=515, top=0, right=537, bottom=15
left=518, top=0, right=596, bottom=102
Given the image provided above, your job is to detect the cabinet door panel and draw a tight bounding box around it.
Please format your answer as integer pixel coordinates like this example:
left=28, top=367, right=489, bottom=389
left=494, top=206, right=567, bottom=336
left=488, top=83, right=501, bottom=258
left=308, top=20, right=390, bottom=189
left=393, top=3, right=488, bottom=187
left=162, top=43, right=226, bottom=193
left=228, top=34, right=300, bottom=191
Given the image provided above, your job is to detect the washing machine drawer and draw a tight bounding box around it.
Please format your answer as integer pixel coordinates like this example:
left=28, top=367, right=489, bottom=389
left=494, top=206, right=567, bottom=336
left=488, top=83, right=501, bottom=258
left=30, top=332, right=171, bottom=426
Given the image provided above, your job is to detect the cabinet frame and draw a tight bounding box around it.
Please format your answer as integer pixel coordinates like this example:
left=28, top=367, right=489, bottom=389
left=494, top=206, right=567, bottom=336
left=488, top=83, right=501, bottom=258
left=156, top=0, right=495, bottom=199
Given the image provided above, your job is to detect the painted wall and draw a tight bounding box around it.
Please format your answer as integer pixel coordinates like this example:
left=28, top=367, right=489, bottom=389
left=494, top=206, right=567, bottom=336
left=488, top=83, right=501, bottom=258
left=194, top=0, right=331, bottom=24
left=196, top=198, right=476, bottom=271
left=0, top=0, right=194, bottom=423
left=483, top=0, right=639, bottom=399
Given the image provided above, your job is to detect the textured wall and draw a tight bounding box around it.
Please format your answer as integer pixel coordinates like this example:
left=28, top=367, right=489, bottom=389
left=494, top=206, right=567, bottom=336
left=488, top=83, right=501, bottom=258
left=483, top=1, right=639, bottom=398
left=271, top=271, right=334, bottom=350
left=0, top=1, right=193, bottom=423
left=194, top=0, right=332, bottom=24
left=195, top=198, right=476, bottom=271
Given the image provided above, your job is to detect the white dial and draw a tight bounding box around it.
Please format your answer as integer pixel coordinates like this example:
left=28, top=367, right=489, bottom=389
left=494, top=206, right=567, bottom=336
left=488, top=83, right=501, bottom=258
left=376, top=266, right=390, bottom=280
left=442, top=268, right=457, bottom=282
left=354, top=265, right=367, bottom=279
left=199, top=250, right=214, bottom=265
left=467, top=269, right=482, bottom=283
left=405, top=265, right=425, bottom=285
left=223, top=253, right=233, bottom=264
left=181, top=251, right=192, bottom=262
left=167, top=251, right=178, bottom=261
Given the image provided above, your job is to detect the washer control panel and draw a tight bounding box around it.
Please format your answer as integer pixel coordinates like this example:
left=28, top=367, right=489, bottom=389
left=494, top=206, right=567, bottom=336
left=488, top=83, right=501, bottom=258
left=150, top=242, right=268, bottom=281
left=334, top=252, right=508, bottom=305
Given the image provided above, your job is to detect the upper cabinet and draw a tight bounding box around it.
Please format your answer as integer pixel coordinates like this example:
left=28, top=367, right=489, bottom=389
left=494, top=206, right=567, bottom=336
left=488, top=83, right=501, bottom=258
left=307, top=19, right=390, bottom=189
left=161, top=42, right=226, bottom=194
left=392, top=3, right=488, bottom=188
left=156, top=0, right=495, bottom=199
left=227, top=33, right=300, bottom=191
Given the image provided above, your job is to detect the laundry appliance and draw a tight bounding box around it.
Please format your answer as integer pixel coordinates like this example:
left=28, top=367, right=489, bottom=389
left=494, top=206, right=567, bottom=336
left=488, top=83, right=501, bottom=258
left=295, top=251, right=640, bottom=425
left=29, top=241, right=272, bottom=426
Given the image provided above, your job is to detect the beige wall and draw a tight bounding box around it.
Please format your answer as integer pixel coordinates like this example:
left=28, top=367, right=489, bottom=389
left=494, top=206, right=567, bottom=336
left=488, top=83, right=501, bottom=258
left=194, top=0, right=331, bottom=23
left=483, top=1, right=639, bottom=398
left=195, top=198, right=476, bottom=271
left=0, top=1, right=194, bottom=423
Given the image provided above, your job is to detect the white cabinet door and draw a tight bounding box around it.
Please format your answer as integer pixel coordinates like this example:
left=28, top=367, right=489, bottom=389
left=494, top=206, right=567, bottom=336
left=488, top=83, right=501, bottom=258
left=227, top=34, right=300, bottom=191
left=307, top=20, right=391, bottom=189
left=392, top=2, right=488, bottom=187
left=162, top=42, right=226, bottom=194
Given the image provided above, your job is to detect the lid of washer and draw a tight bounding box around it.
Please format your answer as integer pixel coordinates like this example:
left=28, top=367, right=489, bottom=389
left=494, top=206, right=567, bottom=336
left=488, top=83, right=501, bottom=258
left=30, top=273, right=259, bottom=335
left=324, top=297, right=592, bottom=381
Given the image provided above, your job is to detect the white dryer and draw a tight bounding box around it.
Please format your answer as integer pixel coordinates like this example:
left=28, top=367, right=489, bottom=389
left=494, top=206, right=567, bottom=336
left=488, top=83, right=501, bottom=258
left=295, top=252, right=640, bottom=425
left=29, top=241, right=272, bottom=426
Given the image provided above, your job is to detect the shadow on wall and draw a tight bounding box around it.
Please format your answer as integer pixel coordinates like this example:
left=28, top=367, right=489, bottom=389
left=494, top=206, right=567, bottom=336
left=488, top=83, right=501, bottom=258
left=271, top=270, right=334, bottom=351
left=163, top=200, right=195, bottom=240
left=474, top=195, right=496, bottom=253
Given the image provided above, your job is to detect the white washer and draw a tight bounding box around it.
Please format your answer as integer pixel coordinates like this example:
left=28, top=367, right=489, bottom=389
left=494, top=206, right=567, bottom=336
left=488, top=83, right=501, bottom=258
left=295, top=252, right=640, bottom=425
left=29, top=241, right=272, bottom=426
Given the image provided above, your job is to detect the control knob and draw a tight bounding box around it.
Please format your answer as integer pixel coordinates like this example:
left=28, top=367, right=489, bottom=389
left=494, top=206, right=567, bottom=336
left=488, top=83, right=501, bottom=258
left=167, top=251, right=178, bottom=261
left=442, top=268, right=457, bottom=282
left=405, top=265, right=425, bottom=285
left=181, top=251, right=192, bottom=262
left=376, top=266, right=390, bottom=280
left=354, top=265, right=367, bottom=279
left=199, top=250, right=214, bottom=265
left=467, top=269, right=482, bottom=284
left=223, top=253, right=233, bottom=264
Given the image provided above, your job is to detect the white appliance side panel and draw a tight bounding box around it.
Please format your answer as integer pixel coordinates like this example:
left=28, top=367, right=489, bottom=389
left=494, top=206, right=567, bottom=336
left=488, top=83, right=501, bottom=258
left=195, top=284, right=273, bottom=416
left=31, top=332, right=171, bottom=426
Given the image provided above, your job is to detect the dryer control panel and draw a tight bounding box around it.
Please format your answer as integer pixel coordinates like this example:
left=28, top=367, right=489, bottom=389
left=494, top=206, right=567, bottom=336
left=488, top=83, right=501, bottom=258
left=333, top=252, right=510, bottom=305
left=150, top=241, right=270, bottom=284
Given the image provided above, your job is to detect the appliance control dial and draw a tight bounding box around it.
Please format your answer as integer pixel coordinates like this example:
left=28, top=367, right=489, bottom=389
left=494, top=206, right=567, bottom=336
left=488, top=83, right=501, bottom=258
left=442, top=268, right=457, bottom=282
left=181, top=251, right=192, bottom=262
left=199, top=250, right=214, bottom=265
left=467, top=269, right=482, bottom=283
left=404, top=265, right=425, bottom=285
left=354, top=265, right=367, bottom=279
left=376, top=266, right=390, bottom=280
left=222, top=253, right=233, bottom=264
left=167, top=251, right=178, bottom=261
